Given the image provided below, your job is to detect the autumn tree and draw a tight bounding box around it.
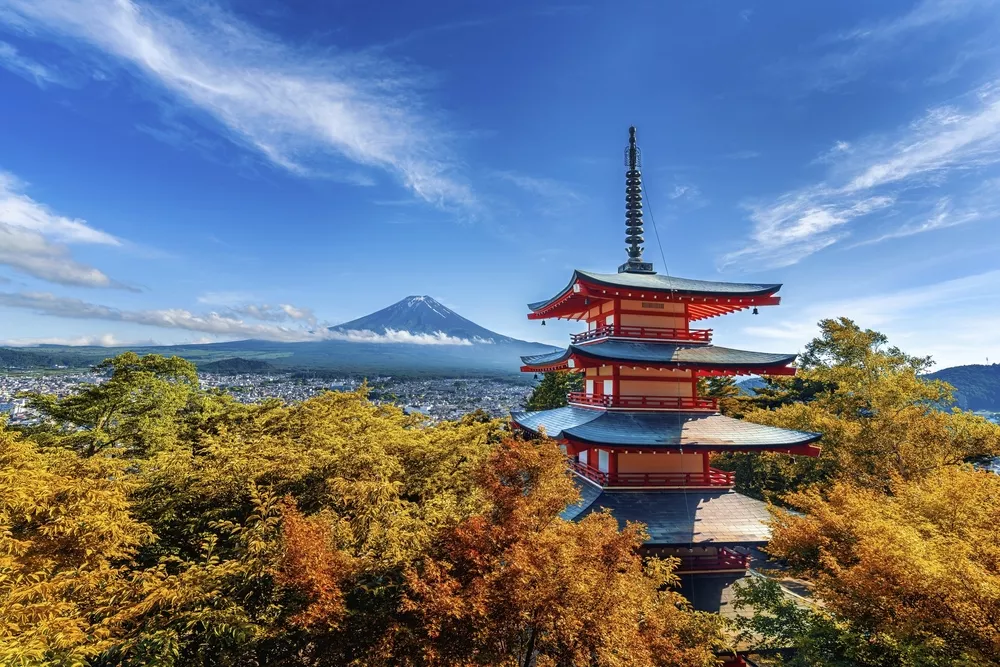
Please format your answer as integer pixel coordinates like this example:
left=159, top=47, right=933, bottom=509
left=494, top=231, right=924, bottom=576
left=282, top=437, right=723, bottom=666
left=735, top=466, right=1000, bottom=666
left=1, top=352, right=720, bottom=665
left=524, top=371, right=584, bottom=411
left=20, top=352, right=199, bottom=457
left=713, top=318, right=1000, bottom=499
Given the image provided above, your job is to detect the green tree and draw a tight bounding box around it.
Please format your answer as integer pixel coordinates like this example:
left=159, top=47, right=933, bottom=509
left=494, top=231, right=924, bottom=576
left=524, top=371, right=583, bottom=411
left=20, top=352, right=199, bottom=457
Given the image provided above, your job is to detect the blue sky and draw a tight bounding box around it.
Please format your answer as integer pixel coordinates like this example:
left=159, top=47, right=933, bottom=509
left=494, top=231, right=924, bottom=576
left=1, top=0, right=999, bottom=368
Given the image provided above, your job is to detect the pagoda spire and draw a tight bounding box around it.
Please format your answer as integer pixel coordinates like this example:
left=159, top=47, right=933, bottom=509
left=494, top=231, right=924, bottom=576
left=619, top=125, right=655, bottom=274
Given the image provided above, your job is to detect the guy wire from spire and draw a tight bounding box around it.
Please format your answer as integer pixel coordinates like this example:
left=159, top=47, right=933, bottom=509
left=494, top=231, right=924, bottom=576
left=642, top=171, right=672, bottom=283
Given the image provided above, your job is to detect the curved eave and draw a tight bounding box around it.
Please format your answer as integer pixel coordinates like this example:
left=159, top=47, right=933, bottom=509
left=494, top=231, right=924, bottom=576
left=511, top=407, right=822, bottom=455
left=520, top=344, right=799, bottom=376
left=561, top=433, right=822, bottom=456
left=527, top=271, right=782, bottom=321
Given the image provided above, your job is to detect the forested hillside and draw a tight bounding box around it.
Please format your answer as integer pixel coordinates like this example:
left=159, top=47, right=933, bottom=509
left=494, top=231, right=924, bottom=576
left=927, top=363, right=1000, bottom=411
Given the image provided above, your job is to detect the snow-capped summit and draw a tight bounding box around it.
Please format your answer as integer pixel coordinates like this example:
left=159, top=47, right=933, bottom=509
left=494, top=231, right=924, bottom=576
left=329, top=296, right=521, bottom=344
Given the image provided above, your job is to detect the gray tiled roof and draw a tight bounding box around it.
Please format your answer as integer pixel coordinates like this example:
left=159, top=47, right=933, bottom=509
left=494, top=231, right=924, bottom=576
left=562, top=478, right=772, bottom=545
left=528, top=269, right=781, bottom=311
left=521, top=340, right=797, bottom=369
left=561, top=476, right=604, bottom=521
left=512, top=406, right=820, bottom=449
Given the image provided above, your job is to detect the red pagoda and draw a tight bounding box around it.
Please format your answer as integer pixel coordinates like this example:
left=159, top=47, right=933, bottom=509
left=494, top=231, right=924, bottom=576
left=511, top=127, right=820, bottom=613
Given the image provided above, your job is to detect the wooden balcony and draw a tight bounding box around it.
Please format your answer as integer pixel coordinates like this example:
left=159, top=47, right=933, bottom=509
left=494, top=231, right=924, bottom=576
left=567, top=392, right=718, bottom=411
left=568, top=459, right=735, bottom=488
left=570, top=324, right=712, bottom=345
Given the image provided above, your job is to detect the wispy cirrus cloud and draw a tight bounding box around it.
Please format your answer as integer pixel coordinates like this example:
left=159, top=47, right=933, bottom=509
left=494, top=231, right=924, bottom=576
left=777, top=0, right=1000, bottom=93
left=0, top=170, right=131, bottom=288
left=0, top=0, right=475, bottom=208
left=723, top=80, right=1000, bottom=269
left=0, top=291, right=476, bottom=345
left=493, top=170, right=586, bottom=217
left=0, top=40, right=59, bottom=85
left=740, top=270, right=1000, bottom=366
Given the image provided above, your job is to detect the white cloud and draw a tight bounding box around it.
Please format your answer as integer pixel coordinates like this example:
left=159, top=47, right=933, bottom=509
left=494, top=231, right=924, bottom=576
left=0, top=291, right=476, bottom=345
left=724, top=80, right=1000, bottom=268
left=853, top=195, right=993, bottom=246
left=224, top=302, right=318, bottom=326
left=0, top=170, right=129, bottom=287
left=0, top=171, right=120, bottom=245
left=0, top=40, right=59, bottom=85
left=0, top=225, right=118, bottom=288
left=326, top=328, right=473, bottom=346
left=1, top=333, right=153, bottom=346
left=740, top=270, right=1000, bottom=367
left=0, top=0, right=474, bottom=208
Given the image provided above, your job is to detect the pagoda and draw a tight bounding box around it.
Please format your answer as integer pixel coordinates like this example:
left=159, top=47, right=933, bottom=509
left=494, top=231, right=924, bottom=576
left=511, top=126, right=820, bottom=613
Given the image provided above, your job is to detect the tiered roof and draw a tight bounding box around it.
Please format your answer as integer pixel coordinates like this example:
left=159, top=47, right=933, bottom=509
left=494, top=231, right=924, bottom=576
left=527, top=270, right=782, bottom=321
left=562, top=484, right=773, bottom=546
left=521, top=341, right=798, bottom=374
left=511, top=406, right=820, bottom=452
left=510, top=126, right=821, bottom=572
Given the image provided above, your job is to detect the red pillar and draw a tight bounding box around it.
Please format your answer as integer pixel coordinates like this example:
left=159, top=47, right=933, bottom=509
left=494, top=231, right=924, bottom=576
left=702, top=451, right=711, bottom=482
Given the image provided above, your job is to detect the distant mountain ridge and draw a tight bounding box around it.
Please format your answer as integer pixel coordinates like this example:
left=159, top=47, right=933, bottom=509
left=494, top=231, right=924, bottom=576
left=1, top=296, right=555, bottom=376
left=732, top=365, right=1000, bottom=412
left=926, top=363, right=1000, bottom=411
left=330, top=296, right=522, bottom=344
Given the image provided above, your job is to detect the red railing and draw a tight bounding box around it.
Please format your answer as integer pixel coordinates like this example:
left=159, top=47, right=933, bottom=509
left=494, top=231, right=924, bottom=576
left=571, top=324, right=712, bottom=344
left=608, top=469, right=734, bottom=487
left=567, top=392, right=718, bottom=411
left=670, top=547, right=751, bottom=572
left=568, top=459, right=735, bottom=488
left=569, top=458, right=607, bottom=484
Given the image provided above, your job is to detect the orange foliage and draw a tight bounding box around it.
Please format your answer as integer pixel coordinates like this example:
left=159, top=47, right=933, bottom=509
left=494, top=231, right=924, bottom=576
left=398, top=437, right=722, bottom=667
left=276, top=498, right=355, bottom=630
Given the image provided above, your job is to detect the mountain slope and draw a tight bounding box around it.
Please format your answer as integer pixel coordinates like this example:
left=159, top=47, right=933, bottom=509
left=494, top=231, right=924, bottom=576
left=1, top=296, right=555, bottom=376
left=330, top=296, right=521, bottom=344
left=926, top=364, right=1000, bottom=411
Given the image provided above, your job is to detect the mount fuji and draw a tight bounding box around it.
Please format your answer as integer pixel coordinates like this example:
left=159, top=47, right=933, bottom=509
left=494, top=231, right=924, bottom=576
left=329, top=296, right=521, bottom=345
left=1, top=296, right=555, bottom=376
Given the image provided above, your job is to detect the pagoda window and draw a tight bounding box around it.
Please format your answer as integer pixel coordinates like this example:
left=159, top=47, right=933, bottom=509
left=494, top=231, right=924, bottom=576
left=598, top=449, right=610, bottom=474
left=603, top=379, right=614, bottom=396
left=585, top=379, right=594, bottom=395
left=578, top=450, right=588, bottom=466
left=605, top=314, right=615, bottom=326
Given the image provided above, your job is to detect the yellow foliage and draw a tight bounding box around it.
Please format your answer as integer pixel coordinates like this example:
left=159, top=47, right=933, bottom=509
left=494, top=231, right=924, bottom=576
left=1, top=360, right=719, bottom=665
left=767, top=466, right=1000, bottom=664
